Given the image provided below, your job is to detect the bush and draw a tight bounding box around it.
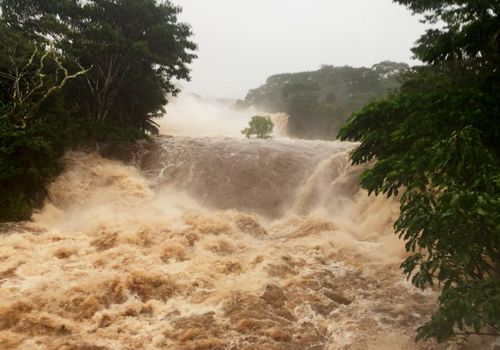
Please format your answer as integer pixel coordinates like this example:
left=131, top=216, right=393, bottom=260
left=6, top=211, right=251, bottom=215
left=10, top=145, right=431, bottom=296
left=242, top=115, right=274, bottom=139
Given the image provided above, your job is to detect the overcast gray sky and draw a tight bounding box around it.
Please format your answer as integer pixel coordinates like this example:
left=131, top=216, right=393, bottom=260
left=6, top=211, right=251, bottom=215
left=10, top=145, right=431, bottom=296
left=172, top=0, right=426, bottom=99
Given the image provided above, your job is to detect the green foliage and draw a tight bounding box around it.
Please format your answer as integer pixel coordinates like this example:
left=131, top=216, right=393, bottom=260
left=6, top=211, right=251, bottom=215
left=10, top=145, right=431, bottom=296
left=0, top=23, right=78, bottom=221
left=1, top=0, right=196, bottom=137
left=339, top=0, right=500, bottom=342
left=0, top=22, right=89, bottom=129
left=241, top=61, right=408, bottom=140
left=242, top=116, right=274, bottom=139
left=0, top=95, right=76, bottom=221
left=68, top=0, right=195, bottom=132
left=0, top=0, right=196, bottom=221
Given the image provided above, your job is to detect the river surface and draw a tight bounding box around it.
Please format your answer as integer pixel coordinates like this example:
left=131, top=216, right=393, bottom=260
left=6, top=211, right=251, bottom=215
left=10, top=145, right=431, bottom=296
left=1, top=135, right=481, bottom=349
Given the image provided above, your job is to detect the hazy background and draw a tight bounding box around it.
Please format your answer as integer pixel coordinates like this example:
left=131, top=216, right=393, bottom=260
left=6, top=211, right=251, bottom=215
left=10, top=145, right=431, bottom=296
left=172, top=0, right=426, bottom=99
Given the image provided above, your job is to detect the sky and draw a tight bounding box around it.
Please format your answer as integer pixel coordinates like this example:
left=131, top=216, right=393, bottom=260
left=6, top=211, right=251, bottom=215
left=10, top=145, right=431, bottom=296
left=171, top=0, right=426, bottom=99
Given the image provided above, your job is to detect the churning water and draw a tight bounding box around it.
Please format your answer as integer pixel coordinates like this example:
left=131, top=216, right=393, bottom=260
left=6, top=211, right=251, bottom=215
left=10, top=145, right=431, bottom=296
left=1, top=131, right=464, bottom=350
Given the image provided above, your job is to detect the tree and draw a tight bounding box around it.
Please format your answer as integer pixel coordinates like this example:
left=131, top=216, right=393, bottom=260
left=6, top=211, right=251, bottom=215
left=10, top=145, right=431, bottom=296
left=1, top=0, right=197, bottom=139
left=339, top=0, right=499, bottom=342
left=0, top=0, right=197, bottom=220
left=0, top=42, right=88, bottom=128
left=0, top=22, right=84, bottom=220
left=242, top=115, right=274, bottom=139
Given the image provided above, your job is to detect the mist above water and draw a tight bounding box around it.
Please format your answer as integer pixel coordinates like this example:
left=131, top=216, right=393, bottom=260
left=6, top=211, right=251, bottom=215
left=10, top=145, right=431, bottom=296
left=159, top=93, right=288, bottom=138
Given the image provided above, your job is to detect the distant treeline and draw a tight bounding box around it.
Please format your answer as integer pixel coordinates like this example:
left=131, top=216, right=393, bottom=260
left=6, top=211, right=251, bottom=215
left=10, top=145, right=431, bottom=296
left=0, top=0, right=196, bottom=221
left=238, top=61, right=408, bottom=140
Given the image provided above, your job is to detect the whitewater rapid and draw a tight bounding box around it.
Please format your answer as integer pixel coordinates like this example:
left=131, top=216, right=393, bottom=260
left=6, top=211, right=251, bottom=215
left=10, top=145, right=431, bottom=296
left=0, top=135, right=468, bottom=349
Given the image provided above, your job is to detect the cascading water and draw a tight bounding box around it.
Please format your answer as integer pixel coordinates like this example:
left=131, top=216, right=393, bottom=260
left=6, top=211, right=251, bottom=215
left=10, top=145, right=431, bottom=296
left=1, top=108, right=490, bottom=349
left=0, top=134, right=443, bottom=350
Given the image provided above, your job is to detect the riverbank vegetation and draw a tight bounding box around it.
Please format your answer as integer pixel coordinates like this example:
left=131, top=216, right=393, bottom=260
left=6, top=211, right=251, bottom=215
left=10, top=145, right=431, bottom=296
left=0, top=0, right=196, bottom=220
left=339, top=0, right=500, bottom=342
left=239, top=61, right=408, bottom=140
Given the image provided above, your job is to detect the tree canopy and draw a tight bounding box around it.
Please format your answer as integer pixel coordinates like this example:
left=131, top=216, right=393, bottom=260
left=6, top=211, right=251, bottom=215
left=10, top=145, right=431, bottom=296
left=242, top=115, right=274, bottom=139
left=0, top=0, right=196, bottom=220
left=339, top=0, right=499, bottom=342
left=1, top=0, right=196, bottom=136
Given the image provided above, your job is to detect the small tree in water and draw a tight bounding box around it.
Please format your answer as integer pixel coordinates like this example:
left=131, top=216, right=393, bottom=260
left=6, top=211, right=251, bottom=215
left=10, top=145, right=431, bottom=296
left=242, top=115, right=274, bottom=139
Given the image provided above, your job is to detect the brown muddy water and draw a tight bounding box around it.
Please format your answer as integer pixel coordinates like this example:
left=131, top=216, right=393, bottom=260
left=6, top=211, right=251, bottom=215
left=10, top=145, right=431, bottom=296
left=0, top=136, right=491, bottom=349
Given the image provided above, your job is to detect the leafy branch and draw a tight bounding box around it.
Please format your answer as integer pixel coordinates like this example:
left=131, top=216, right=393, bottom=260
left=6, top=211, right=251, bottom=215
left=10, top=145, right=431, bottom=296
left=1, top=46, right=90, bottom=128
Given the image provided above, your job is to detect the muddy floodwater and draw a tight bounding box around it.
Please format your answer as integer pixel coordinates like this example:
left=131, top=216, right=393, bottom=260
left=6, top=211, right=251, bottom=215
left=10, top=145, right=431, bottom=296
left=0, top=136, right=478, bottom=349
